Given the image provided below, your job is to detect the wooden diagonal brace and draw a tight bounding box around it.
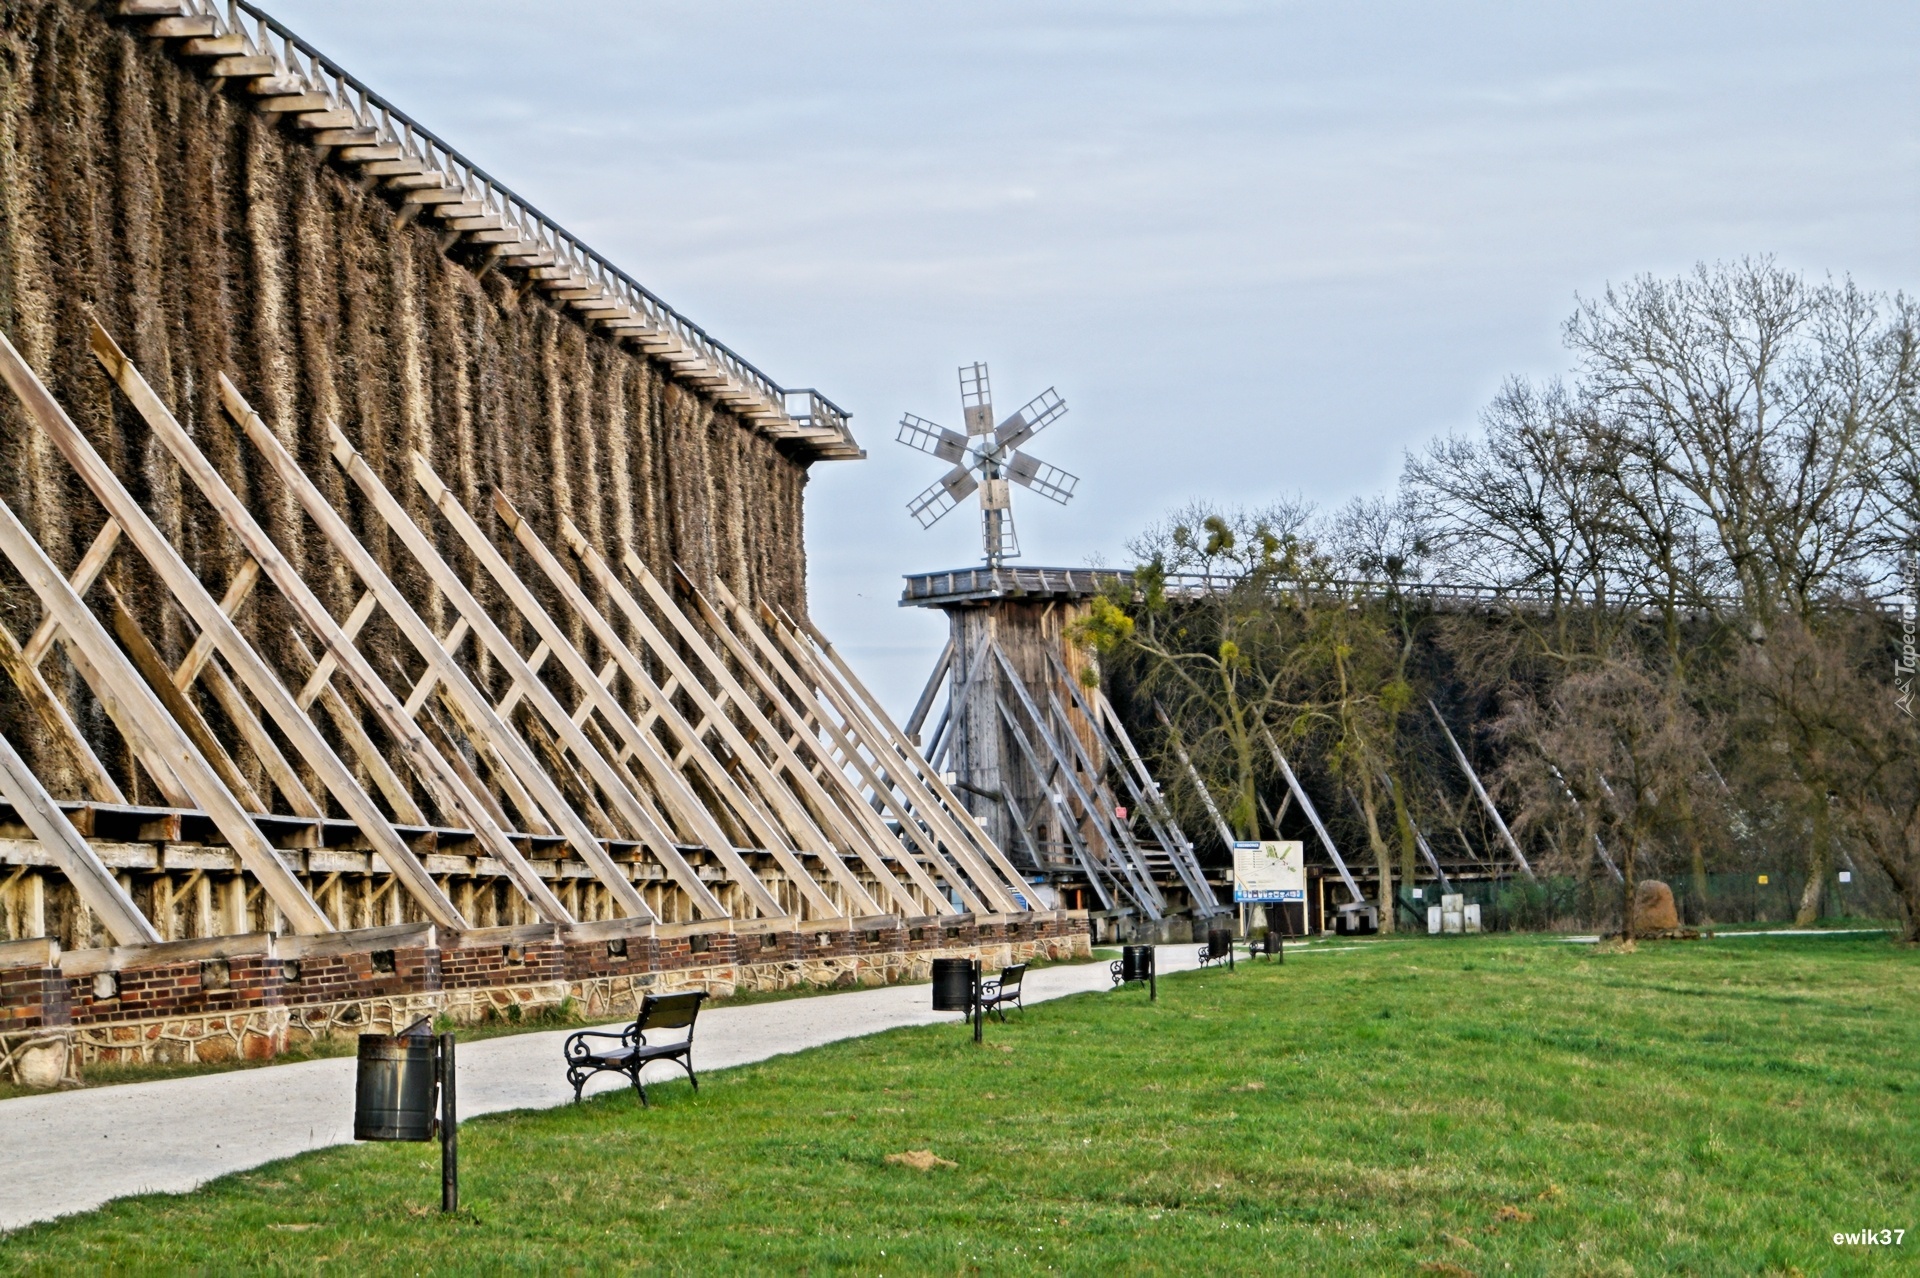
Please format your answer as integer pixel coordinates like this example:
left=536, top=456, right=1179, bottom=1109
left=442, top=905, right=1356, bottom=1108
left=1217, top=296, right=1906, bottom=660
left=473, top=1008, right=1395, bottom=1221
left=476, top=490, right=881, bottom=917
left=0, top=726, right=157, bottom=944
left=86, top=327, right=467, bottom=929
left=322, top=433, right=726, bottom=918
left=208, top=379, right=576, bottom=923
left=593, top=541, right=952, bottom=916
left=0, top=616, right=126, bottom=804
left=294, top=421, right=692, bottom=919
left=780, top=603, right=1036, bottom=899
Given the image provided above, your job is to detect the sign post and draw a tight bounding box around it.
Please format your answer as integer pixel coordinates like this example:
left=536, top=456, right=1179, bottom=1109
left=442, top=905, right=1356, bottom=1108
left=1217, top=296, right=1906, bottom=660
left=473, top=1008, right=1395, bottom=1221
left=1233, top=841, right=1305, bottom=955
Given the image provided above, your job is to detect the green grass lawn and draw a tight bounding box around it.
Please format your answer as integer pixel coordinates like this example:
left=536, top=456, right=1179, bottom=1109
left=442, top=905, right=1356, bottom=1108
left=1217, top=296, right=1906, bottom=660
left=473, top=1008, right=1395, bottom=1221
left=3, top=934, right=1915, bottom=1275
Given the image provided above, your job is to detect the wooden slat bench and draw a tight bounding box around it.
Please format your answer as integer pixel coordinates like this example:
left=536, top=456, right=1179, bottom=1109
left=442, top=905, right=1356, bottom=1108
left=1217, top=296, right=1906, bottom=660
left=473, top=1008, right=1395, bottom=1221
left=977, top=962, right=1027, bottom=1021
left=562, top=990, right=708, bottom=1105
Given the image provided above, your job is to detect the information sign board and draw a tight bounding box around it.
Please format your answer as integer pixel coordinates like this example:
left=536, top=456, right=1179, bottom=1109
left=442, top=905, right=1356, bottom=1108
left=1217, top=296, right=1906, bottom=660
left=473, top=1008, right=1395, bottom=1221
left=1232, top=840, right=1305, bottom=903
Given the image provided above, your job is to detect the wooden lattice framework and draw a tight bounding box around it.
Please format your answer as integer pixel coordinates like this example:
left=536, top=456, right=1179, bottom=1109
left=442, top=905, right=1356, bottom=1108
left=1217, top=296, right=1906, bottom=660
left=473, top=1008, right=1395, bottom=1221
left=0, top=324, right=1032, bottom=949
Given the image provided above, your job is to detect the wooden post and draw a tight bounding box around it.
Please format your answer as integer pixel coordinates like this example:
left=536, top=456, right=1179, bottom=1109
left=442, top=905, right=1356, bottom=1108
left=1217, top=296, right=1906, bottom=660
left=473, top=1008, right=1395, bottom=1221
left=82, top=326, right=467, bottom=928
left=317, top=427, right=737, bottom=921
left=0, top=495, right=331, bottom=934
left=0, top=726, right=157, bottom=943
left=406, top=464, right=835, bottom=918
left=205, top=377, right=577, bottom=924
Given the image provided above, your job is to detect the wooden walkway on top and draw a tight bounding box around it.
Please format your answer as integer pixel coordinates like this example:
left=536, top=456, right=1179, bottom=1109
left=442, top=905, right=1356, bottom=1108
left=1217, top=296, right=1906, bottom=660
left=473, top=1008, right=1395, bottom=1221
left=110, top=0, right=861, bottom=461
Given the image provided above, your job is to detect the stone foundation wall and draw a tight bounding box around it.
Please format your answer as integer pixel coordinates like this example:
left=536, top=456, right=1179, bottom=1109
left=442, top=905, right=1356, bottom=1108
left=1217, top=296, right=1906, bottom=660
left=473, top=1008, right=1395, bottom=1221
left=0, top=913, right=1092, bottom=1086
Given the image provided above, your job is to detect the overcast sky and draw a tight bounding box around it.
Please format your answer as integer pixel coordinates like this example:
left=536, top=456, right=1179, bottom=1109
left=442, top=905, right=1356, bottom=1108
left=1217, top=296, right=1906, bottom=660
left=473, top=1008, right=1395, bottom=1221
left=270, top=0, right=1919, bottom=711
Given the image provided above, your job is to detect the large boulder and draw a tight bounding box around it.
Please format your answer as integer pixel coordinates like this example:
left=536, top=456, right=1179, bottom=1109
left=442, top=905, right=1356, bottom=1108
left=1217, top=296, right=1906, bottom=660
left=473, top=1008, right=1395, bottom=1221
left=1632, top=879, right=1682, bottom=933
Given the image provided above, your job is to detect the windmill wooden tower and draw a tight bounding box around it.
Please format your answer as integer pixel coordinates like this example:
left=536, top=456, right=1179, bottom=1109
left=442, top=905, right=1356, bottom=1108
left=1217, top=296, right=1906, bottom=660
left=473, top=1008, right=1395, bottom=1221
left=897, top=364, right=1223, bottom=935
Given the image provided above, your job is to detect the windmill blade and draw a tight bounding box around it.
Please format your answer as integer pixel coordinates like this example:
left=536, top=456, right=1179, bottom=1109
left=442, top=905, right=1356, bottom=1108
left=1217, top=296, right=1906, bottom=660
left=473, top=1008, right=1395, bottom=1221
left=897, top=413, right=968, bottom=464
left=992, top=387, right=1066, bottom=450
left=906, top=465, right=979, bottom=528
left=1005, top=450, right=1079, bottom=505
left=983, top=504, right=1020, bottom=560
left=959, top=362, right=994, bottom=436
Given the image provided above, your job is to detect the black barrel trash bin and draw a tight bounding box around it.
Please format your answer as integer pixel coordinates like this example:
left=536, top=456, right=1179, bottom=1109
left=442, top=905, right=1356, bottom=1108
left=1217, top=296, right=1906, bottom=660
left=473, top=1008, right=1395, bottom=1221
left=1120, top=945, right=1154, bottom=984
left=354, top=1019, right=439, bottom=1142
left=931, top=957, right=976, bottom=1013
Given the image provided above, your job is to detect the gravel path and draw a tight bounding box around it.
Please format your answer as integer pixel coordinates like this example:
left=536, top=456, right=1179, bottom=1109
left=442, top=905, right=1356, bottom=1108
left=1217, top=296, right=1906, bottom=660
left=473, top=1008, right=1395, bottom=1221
left=0, top=945, right=1206, bottom=1230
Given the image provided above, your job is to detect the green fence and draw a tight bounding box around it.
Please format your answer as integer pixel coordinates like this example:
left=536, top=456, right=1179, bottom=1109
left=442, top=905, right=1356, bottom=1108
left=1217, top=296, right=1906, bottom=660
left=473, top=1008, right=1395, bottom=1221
left=1393, top=867, right=1899, bottom=933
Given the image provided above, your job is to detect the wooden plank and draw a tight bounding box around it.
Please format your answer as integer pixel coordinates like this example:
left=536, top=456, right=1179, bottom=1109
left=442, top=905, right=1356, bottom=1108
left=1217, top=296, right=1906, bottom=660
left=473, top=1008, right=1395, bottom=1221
left=287, top=631, right=427, bottom=826
left=759, top=598, right=1032, bottom=910
left=205, top=374, right=573, bottom=923
left=0, top=494, right=328, bottom=930
left=293, top=589, right=376, bottom=709
left=103, top=580, right=270, bottom=815
left=460, top=488, right=870, bottom=917
left=544, top=520, right=929, bottom=916
left=87, top=328, right=466, bottom=929
left=0, top=727, right=156, bottom=943
left=0, top=614, right=126, bottom=803
left=413, top=693, right=517, bottom=835
left=781, top=604, right=1037, bottom=899
left=319, top=442, right=748, bottom=918
left=171, top=559, right=260, bottom=690
left=22, top=520, right=121, bottom=666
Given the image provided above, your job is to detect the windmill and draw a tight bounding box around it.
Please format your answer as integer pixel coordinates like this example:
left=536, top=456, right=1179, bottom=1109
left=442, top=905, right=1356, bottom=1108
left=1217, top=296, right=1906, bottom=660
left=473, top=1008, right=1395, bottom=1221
left=897, top=362, right=1078, bottom=567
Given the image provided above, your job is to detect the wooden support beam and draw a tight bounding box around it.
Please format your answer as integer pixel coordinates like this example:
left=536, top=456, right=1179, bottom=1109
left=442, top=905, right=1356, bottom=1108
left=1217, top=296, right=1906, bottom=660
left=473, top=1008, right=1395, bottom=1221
left=171, top=559, right=260, bottom=690
left=185, top=644, right=322, bottom=818
left=399, top=618, right=470, bottom=719
left=0, top=333, right=336, bottom=931
left=1257, top=721, right=1366, bottom=905
left=992, top=642, right=1161, bottom=917
left=277, top=418, right=686, bottom=919
left=0, top=506, right=329, bottom=931
left=592, top=542, right=950, bottom=915
left=763, top=598, right=1034, bottom=908
left=477, top=492, right=883, bottom=917
left=286, top=631, right=427, bottom=827
left=724, top=581, right=1023, bottom=912
left=996, top=694, right=1117, bottom=909
left=780, top=604, right=1036, bottom=899
left=103, top=579, right=269, bottom=815
left=293, top=589, right=376, bottom=710
left=0, top=615, right=126, bottom=804
left=672, top=568, right=986, bottom=914
left=318, top=436, right=724, bottom=919
left=0, top=726, right=157, bottom=944
left=22, top=520, right=120, bottom=667
left=405, top=460, right=795, bottom=913
left=1429, top=699, right=1536, bottom=881
left=86, top=327, right=467, bottom=929
left=903, top=639, right=954, bottom=742
left=203, top=380, right=577, bottom=922
left=1045, top=648, right=1212, bottom=910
